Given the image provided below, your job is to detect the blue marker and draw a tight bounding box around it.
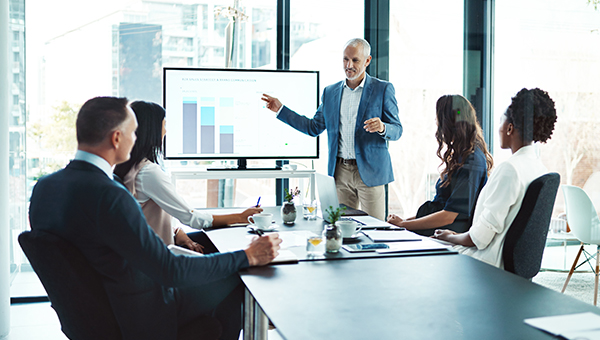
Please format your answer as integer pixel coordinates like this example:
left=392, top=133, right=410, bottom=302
left=256, top=197, right=261, bottom=207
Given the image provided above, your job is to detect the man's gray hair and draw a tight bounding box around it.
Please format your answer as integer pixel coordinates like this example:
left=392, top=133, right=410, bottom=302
left=344, top=38, right=371, bottom=57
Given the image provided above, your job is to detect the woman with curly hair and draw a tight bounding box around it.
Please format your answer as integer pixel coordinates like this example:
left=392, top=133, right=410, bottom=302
left=434, top=88, right=558, bottom=268
left=387, top=95, right=493, bottom=236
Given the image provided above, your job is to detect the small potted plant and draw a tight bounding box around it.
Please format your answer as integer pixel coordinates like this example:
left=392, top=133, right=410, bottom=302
left=281, top=187, right=300, bottom=224
left=323, top=206, right=346, bottom=253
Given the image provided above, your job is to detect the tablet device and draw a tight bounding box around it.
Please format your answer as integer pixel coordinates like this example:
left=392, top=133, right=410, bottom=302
left=342, top=243, right=390, bottom=253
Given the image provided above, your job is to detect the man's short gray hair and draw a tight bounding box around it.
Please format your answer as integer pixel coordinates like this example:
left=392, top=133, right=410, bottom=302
left=344, top=38, right=371, bottom=57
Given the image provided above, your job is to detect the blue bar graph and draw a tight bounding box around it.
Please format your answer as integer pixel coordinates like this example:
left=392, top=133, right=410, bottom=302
left=220, top=125, right=234, bottom=153
left=200, top=106, right=215, bottom=153
left=182, top=97, right=197, bottom=154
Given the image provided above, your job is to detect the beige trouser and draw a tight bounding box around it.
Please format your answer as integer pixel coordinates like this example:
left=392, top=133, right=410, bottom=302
left=334, top=161, right=385, bottom=220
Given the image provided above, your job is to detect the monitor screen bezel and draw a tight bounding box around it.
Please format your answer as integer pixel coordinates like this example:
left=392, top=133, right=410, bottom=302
left=162, top=67, right=320, bottom=161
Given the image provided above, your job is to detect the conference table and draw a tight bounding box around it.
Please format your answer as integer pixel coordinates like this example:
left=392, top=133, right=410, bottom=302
left=202, top=207, right=600, bottom=339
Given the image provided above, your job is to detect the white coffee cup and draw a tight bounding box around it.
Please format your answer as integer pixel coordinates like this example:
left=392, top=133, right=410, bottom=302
left=248, top=213, right=274, bottom=229
left=336, top=220, right=362, bottom=238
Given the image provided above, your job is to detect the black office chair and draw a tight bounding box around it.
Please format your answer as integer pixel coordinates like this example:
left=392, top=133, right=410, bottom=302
left=19, top=230, right=222, bottom=340
left=502, top=172, right=560, bottom=279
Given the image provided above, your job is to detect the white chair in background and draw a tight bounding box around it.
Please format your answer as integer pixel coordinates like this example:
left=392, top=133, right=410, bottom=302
left=561, top=185, right=600, bottom=306
left=583, top=171, right=600, bottom=216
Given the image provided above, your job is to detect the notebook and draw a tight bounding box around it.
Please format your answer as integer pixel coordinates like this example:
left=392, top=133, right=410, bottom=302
left=362, top=230, right=423, bottom=242
left=375, top=238, right=451, bottom=254
left=316, top=173, right=398, bottom=229
left=168, top=244, right=298, bottom=264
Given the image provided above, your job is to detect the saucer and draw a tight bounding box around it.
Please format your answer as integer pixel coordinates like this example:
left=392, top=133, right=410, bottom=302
left=247, top=224, right=278, bottom=233
left=343, top=234, right=362, bottom=243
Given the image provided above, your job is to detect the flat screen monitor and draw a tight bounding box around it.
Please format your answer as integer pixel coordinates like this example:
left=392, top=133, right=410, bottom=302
left=163, top=67, right=319, bottom=161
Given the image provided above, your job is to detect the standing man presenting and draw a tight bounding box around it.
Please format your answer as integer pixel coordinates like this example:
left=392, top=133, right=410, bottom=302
left=262, top=38, right=402, bottom=220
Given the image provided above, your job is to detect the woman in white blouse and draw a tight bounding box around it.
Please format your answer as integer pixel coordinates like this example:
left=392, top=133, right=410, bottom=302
left=433, top=88, right=557, bottom=268
left=114, top=101, right=262, bottom=252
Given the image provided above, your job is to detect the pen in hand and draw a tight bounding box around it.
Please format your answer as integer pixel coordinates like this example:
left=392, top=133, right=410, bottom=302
left=256, top=196, right=261, bottom=207
left=255, top=229, right=264, bottom=237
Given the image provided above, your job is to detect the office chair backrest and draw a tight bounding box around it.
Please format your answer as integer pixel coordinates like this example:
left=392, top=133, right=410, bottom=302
left=20, top=230, right=223, bottom=340
left=503, top=173, right=560, bottom=279
left=562, top=185, right=600, bottom=245
left=18, top=230, right=123, bottom=340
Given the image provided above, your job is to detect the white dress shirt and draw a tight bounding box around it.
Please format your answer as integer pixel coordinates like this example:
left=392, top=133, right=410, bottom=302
left=456, top=145, right=548, bottom=268
left=337, top=76, right=366, bottom=159
left=74, top=150, right=113, bottom=179
left=133, top=161, right=214, bottom=229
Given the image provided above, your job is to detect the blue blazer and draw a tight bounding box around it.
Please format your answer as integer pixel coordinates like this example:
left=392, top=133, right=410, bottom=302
left=277, top=74, right=402, bottom=187
left=29, top=160, right=249, bottom=339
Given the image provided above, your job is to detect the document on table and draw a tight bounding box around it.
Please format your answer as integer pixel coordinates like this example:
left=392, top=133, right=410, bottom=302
left=524, top=312, right=600, bottom=339
left=244, top=230, right=315, bottom=249
left=362, top=230, right=423, bottom=242
left=252, top=231, right=313, bottom=264
left=269, top=250, right=299, bottom=264
left=277, top=230, right=317, bottom=248
left=232, top=231, right=312, bottom=265
left=168, top=244, right=204, bottom=256
left=169, top=241, right=298, bottom=264
left=375, top=238, right=450, bottom=254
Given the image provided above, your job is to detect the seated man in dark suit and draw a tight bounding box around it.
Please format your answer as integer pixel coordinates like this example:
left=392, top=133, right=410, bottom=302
left=28, top=96, right=282, bottom=340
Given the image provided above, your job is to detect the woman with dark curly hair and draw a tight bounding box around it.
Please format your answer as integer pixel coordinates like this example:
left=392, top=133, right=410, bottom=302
left=434, top=88, right=558, bottom=268
left=387, top=95, right=493, bottom=236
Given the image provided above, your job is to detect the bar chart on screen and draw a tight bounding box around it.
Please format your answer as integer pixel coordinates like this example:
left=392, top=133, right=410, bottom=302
left=164, top=68, right=319, bottom=160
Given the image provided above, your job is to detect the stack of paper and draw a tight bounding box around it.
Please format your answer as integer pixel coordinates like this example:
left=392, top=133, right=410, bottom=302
left=168, top=244, right=203, bottom=256
left=375, top=238, right=450, bottom=254
left=362, top=230, right=423, bottom=242
left=169, top=242, right=298, bottom=264
left=524, top=312, right=600, bottom=339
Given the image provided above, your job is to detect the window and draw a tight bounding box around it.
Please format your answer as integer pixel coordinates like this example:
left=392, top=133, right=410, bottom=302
left=9, top=0, right=26, bottom=300
left=201, top=4, right=208, bottom=30
left=182, top=4, right=198, bottom=27
left=290, top=0, right=363, bottom=93
left=494, top=1, right=600, bottom=214
left=387, top=1, right=464, bottom=217
left=26, top=0, right=278, bottom=217
left=215, top=16, right=228, bottom=38
left=288, top=0, right=364, bottom=181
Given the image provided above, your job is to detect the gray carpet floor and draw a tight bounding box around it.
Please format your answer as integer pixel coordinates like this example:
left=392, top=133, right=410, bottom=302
left=533, top=270, right=599, bottom=305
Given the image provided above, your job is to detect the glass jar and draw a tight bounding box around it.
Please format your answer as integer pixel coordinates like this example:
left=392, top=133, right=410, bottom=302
left=323, top=224, right=343, bottom=253
left=281, top=201, right=297, bottom=224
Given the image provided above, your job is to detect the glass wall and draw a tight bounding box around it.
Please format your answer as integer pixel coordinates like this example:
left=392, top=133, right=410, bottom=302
left=18, top=0, right=600, bottom=296
left=387, top=1, right=464, bottom=217
left=24, top=0, right=363, bottom=230
left=21, top=0, right=277, bottom=296
left=288, top=0, right=364, bottom=202
left=8, top=0, right=26, bottom=284
left=494, top=0, right=600, bottom=214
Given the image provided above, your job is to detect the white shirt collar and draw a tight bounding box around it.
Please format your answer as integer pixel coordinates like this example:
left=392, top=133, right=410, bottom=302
left=343, top=73, right=367, bottom=90
left=74, top=150, right=113, bottom=179
left=513, top=144, right=538, bottom=158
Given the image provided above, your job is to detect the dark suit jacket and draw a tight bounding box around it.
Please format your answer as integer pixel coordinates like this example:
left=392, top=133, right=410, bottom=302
left=277, top=74, right=402, bottom=187
left=29, top=160, right=249, bottom=340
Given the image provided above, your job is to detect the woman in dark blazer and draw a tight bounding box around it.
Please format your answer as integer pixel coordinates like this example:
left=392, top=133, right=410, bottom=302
left=387, top=95, right=493, bottom=236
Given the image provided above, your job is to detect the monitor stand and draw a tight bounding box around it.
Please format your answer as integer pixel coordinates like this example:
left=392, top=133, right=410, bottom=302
left=207, top=158, right=282, bottom=171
